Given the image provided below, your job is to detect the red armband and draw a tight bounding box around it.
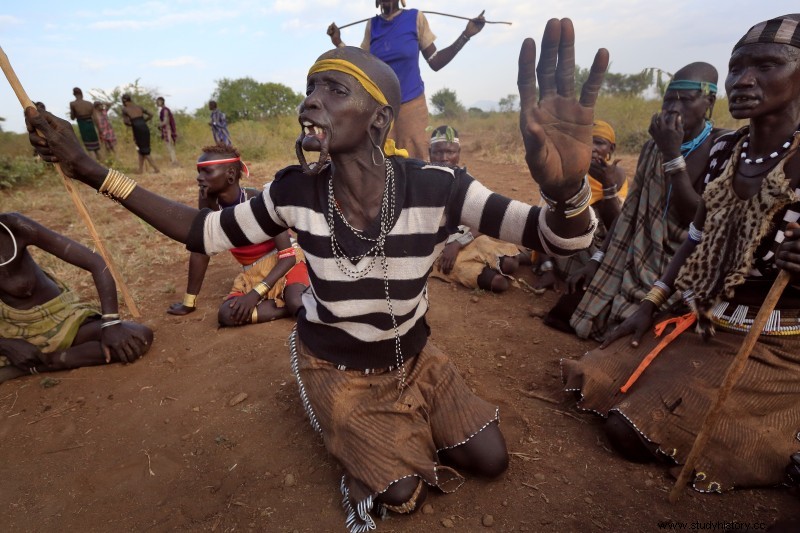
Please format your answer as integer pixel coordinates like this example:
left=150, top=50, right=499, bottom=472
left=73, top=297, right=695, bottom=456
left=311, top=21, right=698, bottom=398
left=278, top=247, right=296, bottom=260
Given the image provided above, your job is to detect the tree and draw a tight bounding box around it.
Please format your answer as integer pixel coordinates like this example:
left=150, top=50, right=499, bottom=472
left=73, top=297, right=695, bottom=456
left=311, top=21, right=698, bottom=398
left=498, top=94, right=518, bottom=113
left=429, top=88, right=465, bottom=118
left=0, top=117, right=4, bottom=132
left=90, top=79, right=160, bottom=119
left=573, top=66, right=668, bottom=98
left=212, top=78, right=303, bottom=122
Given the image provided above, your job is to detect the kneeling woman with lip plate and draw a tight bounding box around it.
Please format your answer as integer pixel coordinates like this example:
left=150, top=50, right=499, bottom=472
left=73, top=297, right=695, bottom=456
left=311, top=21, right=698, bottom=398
left=26, top=20, right=608, bottom=531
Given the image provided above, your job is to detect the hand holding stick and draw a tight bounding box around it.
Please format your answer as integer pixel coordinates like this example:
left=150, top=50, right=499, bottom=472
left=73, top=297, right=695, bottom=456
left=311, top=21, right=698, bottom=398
left=668, top=270, right=791, bottom=502
left=0, top=46, right=140, bottom=317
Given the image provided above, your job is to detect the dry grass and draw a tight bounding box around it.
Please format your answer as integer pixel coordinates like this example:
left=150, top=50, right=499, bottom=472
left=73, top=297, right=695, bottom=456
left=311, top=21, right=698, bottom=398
left=0, top=96, right=744, bottom=307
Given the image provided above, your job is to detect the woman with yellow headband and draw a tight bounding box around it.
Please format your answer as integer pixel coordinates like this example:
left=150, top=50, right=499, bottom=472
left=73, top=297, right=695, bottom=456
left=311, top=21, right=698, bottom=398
left=25, top=20, right=609, bottom=532
left=327, top=1, right=485, bottom=160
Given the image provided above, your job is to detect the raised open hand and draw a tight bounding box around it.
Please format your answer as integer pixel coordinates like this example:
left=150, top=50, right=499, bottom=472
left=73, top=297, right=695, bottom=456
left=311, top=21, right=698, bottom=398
left=518, top=18, right=608, bottom=201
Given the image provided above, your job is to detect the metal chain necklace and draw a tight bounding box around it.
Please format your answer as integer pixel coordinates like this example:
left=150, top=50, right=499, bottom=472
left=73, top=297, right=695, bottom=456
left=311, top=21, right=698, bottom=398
left=326, top=159, right=406, bottom=389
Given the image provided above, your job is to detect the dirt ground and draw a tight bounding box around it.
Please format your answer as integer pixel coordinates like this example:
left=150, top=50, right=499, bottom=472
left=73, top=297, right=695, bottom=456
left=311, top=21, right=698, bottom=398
left=2, top=146, right=799, bottom=532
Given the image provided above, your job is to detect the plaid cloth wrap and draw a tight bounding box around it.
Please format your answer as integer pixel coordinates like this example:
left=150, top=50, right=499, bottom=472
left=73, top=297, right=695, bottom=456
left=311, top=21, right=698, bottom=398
left=570, top=141, right=688, bottom=340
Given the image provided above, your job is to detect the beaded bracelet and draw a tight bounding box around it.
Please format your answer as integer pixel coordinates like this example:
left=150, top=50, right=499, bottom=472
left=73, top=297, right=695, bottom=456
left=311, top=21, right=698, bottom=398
left=99, top=169, right=137, bottom=202
left=182, top=293, right=198, bottom=308
left=662, top=156, right=687, bottom=175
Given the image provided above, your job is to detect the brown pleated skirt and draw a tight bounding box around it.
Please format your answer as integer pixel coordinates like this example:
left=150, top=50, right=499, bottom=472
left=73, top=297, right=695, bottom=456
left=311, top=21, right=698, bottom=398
left=291, top=332, right=499, bottom=499
left=562, top=325, right=800, bottom=491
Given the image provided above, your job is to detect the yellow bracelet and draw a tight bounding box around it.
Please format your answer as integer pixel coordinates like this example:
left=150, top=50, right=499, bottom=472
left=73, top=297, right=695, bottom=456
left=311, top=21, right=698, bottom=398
left=182, top=293, right=197, bottom=308
left=251, top=306, right=259, bottom=324
left=99, top=169, right=137, bottom=201
left=641, top=287, right=668, bottom=308
left=252, top=281, right=271, bottom=298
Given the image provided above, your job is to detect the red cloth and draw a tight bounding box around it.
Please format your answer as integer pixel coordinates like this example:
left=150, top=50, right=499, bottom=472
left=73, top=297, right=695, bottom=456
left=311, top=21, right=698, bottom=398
left=230, top=240, right=276, bottom=266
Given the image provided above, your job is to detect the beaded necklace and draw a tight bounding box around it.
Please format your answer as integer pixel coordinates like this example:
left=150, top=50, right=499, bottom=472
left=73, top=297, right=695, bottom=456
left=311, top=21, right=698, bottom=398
left=681, top=120, right=713, bottom=158
left=0, top=221, right=18, bottom=267
left=327, top=159, right=406, bottom=389
left=740, top=130, right=797, bottom=165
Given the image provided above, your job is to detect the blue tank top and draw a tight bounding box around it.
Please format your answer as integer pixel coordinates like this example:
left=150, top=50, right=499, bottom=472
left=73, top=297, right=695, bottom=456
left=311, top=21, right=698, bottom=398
left=369, top=9, right=424, bottom=104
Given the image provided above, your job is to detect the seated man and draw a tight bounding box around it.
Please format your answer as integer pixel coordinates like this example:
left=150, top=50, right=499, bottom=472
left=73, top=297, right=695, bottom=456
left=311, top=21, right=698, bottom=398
left=428, top=125, right=520, bottom=293
left=0, top=212, right=152, bottom=383
left=567, top=61, right=727, bottom=340
left=167, top=145, right=309, bottom=325
left=563, top=13, right=800, bottom=493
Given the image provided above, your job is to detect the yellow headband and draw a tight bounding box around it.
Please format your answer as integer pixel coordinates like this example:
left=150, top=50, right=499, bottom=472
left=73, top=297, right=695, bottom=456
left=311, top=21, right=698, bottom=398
left=307, top=58, right=408, bottom=158
left=592, top=120, right=616, bottom=144
left=309, top=58, right=388, bottom=106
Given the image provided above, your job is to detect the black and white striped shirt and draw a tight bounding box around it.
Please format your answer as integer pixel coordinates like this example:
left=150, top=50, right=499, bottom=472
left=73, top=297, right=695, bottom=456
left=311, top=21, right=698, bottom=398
left=187, top=158, right=587, bottom=368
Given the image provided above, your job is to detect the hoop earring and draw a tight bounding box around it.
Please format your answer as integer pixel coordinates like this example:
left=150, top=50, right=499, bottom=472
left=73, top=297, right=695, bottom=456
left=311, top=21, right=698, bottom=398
left=369, top=131, right=385, bottom=166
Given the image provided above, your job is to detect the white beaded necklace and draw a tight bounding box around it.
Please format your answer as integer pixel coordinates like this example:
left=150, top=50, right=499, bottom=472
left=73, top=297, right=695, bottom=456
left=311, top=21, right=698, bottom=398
left=740, top=136, right=793, bottom=165
left=327, top=159, right=406, bottom=389
left=0, top=220, right=18, bottom=267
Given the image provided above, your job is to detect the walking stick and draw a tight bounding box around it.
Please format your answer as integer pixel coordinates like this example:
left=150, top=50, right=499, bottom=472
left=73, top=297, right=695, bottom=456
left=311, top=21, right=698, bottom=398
left=334, top=10, right=512, bottom=30
left=668, top=269, right=791, bottom=503
left=0, top=46, right=141, bottom=317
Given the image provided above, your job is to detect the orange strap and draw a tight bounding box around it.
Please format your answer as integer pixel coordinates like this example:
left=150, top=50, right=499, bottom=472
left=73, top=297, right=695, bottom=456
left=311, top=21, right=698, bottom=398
left=619, top=312, right=696, bottom=393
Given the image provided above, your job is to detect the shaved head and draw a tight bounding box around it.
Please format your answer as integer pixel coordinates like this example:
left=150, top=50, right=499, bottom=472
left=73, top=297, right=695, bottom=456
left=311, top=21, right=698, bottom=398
left=673, top=62, right=718, bottom=85
left=313, top=46, right=401, bottom=114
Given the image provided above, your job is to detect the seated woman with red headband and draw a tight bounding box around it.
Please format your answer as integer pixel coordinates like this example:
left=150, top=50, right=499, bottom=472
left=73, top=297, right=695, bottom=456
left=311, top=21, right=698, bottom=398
left=167, top=145, right=309, bottom=326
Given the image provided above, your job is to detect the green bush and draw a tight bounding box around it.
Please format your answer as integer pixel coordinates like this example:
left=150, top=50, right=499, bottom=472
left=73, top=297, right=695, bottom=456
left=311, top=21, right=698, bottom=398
left=0, top=156, right=55, bottom=189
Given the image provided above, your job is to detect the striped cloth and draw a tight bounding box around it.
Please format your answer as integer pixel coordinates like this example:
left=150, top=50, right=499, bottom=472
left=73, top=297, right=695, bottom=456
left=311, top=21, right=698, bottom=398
left=0, top=273, right=99, bottom=354
left=734, top=13, right=800, bottom=51
left=570, top=141, right=684, bottom=339
left=187, top=158, right=593, bottom=369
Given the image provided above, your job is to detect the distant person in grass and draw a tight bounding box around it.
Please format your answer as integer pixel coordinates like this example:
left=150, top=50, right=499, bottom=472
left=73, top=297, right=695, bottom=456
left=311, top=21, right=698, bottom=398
left=565, top=62, right=728, bottom=340
left=167, top=145, right=309, bottom=326
left=93, top=101, right=117, bottom=156
left=25, top=20, right=607, bottom=531
left=0, top=212, right=152, bottom=384
left=69, top=87, right=101, bottom=161
left=428, top=125, right=521, bottom=293
left=157, top=97, right=179, bottom=166
left=326, top=0, right=486, bottom=160
left=208, top=100, right=232, bottom=146
left=121, top=93, right=160, bottom=174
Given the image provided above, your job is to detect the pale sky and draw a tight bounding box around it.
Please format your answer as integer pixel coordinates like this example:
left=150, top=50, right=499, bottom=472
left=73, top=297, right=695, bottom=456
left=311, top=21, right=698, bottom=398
left=1, top=1, right=797, bottom=133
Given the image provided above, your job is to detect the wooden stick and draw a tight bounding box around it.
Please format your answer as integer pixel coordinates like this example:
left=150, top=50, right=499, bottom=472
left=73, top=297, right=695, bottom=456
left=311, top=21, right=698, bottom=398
left=423, top=11, right=512, bottom=25
left=668, top=270, right=791, bottom=503
left=337, top=17, right=372, bottom=30
left=0, top=46, right=140, bottom=317
left=335, top=11, right=512, bottom=30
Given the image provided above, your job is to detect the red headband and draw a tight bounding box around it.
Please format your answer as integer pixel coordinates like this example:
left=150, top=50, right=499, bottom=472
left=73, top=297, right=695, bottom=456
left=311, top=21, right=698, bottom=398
left=196, top=157, right=250, bottom=178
